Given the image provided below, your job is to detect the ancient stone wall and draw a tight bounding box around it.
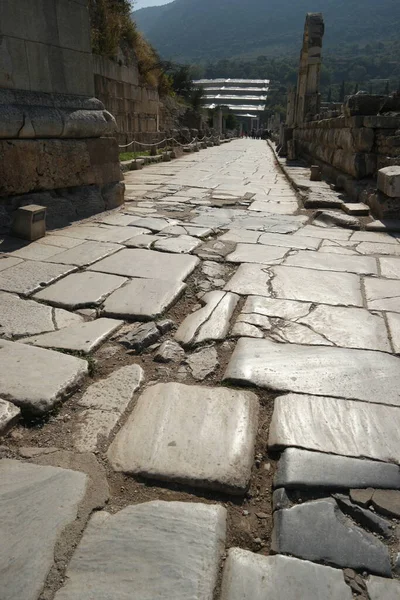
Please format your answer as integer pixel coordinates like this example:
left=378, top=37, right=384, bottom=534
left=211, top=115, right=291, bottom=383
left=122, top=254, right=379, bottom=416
left=0, top=0, right=123, bottom=230
left=93, top=54, right=162, bottom=146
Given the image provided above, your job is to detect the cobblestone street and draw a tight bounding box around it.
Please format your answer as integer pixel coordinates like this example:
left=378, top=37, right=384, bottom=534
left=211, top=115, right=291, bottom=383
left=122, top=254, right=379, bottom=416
left=1, top=139, right=400, bottom=599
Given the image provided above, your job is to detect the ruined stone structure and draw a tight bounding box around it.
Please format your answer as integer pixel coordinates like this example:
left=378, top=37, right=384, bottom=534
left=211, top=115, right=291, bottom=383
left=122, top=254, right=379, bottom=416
left=0, top=0, right=123, bottom=230
left=280, top=13, right=400, bottom=218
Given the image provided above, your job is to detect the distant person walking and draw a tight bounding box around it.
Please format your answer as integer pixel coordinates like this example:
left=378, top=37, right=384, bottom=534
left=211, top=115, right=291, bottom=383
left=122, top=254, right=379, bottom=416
left=251, top=128, right=256, bottom=139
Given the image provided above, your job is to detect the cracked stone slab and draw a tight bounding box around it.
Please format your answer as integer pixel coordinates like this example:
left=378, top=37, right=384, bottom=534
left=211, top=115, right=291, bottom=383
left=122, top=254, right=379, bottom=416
left=293, top=225, right=352, bottom=240
left=258, top=232, right=321, bottom=250
left=130, top=216, right=177, bottom=231
left=0, top=340, right=88, bottom=414
left=380, top=257, right=400, bottom=278
left=226, top=243, right=288, bottom=265
left=78, top=364, right=144, bottom=412
left=269, top=393, right=400, bottom=463
left=0, top=261, right=76, bottom=296
left=224, top=263, right=273, bottom=296
left=73, top=409, right=121, bottom=453
left=175, top=291, right=239, bottom=346
left=225, top=338, right=400, bottom=404
left=43, top=241, right=121, bottom=267
left=298, top=305, right=391, bottom=352
left=284, top=251, right=378, bottom=275
left=242, top=296, right=312, bottom=320
left=54, top=501, right=226, bottom=600
left=161, top=224, right=212, bottom=237
left=368, top=576, right=400, bottom=599
left=34, top=271, right=127, bottom=309
left=219, top=229, right=261, bottom=244
left=22, top=318, right=123, bottom=353
left=103, top=278, right=186, bottom=320
left=0, top=398, right=20, bottom=435
left=365, top=277, right=400, bottom=312
left=0, top=459, right=87, bottom=600
left=357, top=242, right=400, bottom=256
left=187, top=347, right=219, bottom=380
left=271, top=321, right=332, bottom=346
left=0, top=292, right=83, bottom=338
left=274, top=448, right=400, bottom=490
left=123, top=233, right=161, bottom=248
left=350, top=231, right=400, bottom=244
left=271, top=265, right=363, bottom=306
left=272, top=498, right=391, bottom=576
left=7, top=242, right=67, bottom=261
left=89, top=248, right=199, bottom=281
left=153, top=234, right=201, bottom=254
left=231, top=322, right=264, bottom=338
left=220, top=549, right=352, bottom=600
left=108, top=382, right=259, bottom=494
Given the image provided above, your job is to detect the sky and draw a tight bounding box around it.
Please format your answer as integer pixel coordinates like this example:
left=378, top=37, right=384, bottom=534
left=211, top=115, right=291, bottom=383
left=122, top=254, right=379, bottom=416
left=134, top=0, right=174, bottom=9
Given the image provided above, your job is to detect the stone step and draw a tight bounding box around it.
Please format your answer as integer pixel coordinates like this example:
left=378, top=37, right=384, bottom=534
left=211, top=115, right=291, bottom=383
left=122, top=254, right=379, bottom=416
left=341, top=202, right=370, bottom=216
left=54, top=502, right=226, bottom=600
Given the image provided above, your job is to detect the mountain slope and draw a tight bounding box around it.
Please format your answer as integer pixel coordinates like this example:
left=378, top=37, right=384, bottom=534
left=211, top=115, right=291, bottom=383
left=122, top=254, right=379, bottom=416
left=134, top=0, right=400, bottom=62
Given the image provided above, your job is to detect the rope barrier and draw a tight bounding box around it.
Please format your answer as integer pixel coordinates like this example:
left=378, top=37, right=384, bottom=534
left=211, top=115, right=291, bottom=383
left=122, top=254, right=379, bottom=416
left=119, top=134, right=220, bottom=150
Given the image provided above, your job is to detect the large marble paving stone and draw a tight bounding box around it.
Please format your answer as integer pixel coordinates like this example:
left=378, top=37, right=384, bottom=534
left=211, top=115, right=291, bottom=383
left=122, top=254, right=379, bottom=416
left=0, top=256, right=23, bottom=272
left=220, top=548, right=352, bottom=600
left=242, top=296, right=311, bottom=320
left=284, top=250, right=378, bottom=275
left=224, top=338, right=400, bottom=405
left=43, top=241, right=121, bottom=266
left=379, top=256, right=400, bottom=278
left=272, top=265, right=363, bottom=305
left=226, top=243, right=288, bottom=265
left=89, top=248, right=199, bottom=281
left=298, top=305, right=391, bottom=352
left=272, top=498, right=391, bottom=576
left=367, top=576, right=400, bottom=600
left=0, top=340, right=88, bottom=414
left=0, top=261, right=76, bottom=296
left=153, top=234, right=201, bottom=254
left=269, top=393, right=400, bottom=463
left=102, top=277, right=186, bottom=320
left=350, top=231, right=400, bottom=244
left=54, top=501, right=226, bottom=600
left=387, top=312, right=400, bottom=354
left=224, top=263, right=273, bottom=296
left=0, top=398, right=20, bottom=435
left=258, top=232, right=321, bottom=250
left=230, top=214, right=307, bottom=234
left=274, top=448, right=400, bottom=490
left=294, top=225, right=352, bottom=240
left=356, top=241, right=400, bottom=256
left=22, top=318, right=123, bottom=353
left=365, top=277, right=400, bottom=312
left=0, top=292, right=83, bottom=338
left=0, top=459, right=87, bottom=600
left=52, top=225, right=147, bottom=244
left=34, top=271, right=127, bottom=309
left=108, top=382, right=259, bottom=494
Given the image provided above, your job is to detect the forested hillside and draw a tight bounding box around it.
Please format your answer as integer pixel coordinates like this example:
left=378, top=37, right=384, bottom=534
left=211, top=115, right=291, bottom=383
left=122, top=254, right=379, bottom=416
left=134, top=0, right=400, bottom=62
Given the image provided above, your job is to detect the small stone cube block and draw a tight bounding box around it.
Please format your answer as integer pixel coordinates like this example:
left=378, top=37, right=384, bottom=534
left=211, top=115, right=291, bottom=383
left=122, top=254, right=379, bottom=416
left=12, top=204, right=46, bottom=241
left=377, top=167, right=400, bottom=198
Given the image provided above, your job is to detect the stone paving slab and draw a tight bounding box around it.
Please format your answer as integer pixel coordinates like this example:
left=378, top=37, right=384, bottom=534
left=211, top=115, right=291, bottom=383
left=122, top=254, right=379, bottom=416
left=365, top=277, right=400, bottom=312
left=0, top=292, right=83, bottom=338
left=272, top=498, right=391, bottom=576
left=78, top=364, right=144, bottom=412
left=220, top=549, right=352, bottom=600
left=225, top=338, right=400, bottom=405
left=294, top=225, right=352, bottom=240
left=368, top=576, right=400, bottom=599
left=269, top=393, right=400, bottom=463
left=224, top=263, right=274, bottom=296
left=22, top=318, right=123, bottom=353
left=274, top=448, right=400, bottom=490
left=43, top=241, right=122, bottom=266
left=242, top=296, right=312, bottom=320
left=175, top=291, right=239, bottom=346
left=357, top=241, right=400, bottom=256
left=108, top=382, right=259, bottom=494
left=271, top=265, right=363, bottom=306
left=73, top=409, right=120, bottom=453
left=89, top=248, right=199, bottom=281
left=0, top=398, right=20, bottom=435
left=34, top=271, right=127, bottom=309
left=226, top=243, right=288, bottom=265
left=298, top=305, right=391, bottom=352
left=7, top=242, right=67, bottom=261
left=52, top=225, right=148, bottom=244
left=259, top=232, right=321, bottom=250
left=350, top=231, right=400, bottom=244
left=387, top=312, right=400, bottom=354
left=0, top=340, right=88, bottom=414
left=0, top=459, right=87, bottom=600
left=103, top=277, right=186, bottom=320
left=0, top=261, right=76, bottom=296
left=54, top=501, right=226, bottom=600
left=284, top=250, right=378, bottom=275
left=37, top=235, right=85, bottom=249
left=123, top=233, right=161, bottom=248
left=153, top=234, right=201, bottom=254
left=379, top=256, right=400, bottom=278
left=0, top=256, right=23, bottom=271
